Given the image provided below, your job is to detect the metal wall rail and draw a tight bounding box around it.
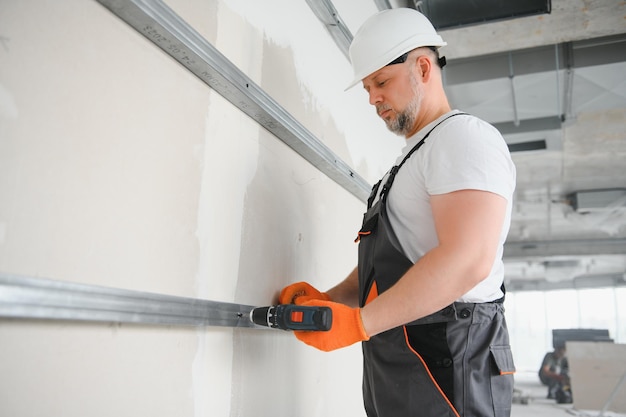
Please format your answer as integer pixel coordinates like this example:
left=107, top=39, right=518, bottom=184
left=0, top=274, right=258, bottom=328
left=95, top=0, right=370, bottom=202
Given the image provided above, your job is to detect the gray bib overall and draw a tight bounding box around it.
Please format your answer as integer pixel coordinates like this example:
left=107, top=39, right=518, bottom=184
left=356, top=114, right=515, bottom=417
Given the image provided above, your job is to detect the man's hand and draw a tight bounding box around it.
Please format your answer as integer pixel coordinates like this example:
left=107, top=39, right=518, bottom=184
left=294, top=299, right=369, bottom=352
left=279, top=282, right=331, bottom=304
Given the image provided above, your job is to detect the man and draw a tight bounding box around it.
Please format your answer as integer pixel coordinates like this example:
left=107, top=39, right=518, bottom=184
left=539, top=346, right=572, bottom=402
left=279, top=8, right=517, bottom=417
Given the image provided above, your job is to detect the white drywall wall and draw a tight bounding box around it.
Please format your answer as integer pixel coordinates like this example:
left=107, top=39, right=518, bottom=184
left=0, top=0, right=400, bottom=416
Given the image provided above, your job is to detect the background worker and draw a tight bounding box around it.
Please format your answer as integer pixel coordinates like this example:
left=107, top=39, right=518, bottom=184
left=539, top=345, right=572, bottom=403
left=279, top=8, right=517, bottom=417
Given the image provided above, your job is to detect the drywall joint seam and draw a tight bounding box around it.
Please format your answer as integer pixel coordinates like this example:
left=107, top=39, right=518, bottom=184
left=95, top=0, right=370, bottom=202
left=0, top=273, right=259, bottom=328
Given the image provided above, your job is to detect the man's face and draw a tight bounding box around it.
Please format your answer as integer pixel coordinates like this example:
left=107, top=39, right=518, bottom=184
left=362, top=56, right=424, bottom=137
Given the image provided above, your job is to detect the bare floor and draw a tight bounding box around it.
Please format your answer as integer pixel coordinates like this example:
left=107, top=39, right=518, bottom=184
left=512, top=371, right=625, bottom=417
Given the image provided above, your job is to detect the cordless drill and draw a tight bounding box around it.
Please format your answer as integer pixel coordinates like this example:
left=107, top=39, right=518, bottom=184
left=250, top=304, right=332, bottom=331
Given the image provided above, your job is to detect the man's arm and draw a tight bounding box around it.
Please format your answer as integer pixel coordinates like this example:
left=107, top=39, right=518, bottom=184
left=360, top=189, right=508, bottom=337
left=541, top=360, right=564, bottom=381
left=326, top=266, right=360, bottom=308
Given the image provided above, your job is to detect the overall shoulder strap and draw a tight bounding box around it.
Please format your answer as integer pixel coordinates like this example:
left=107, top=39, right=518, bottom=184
left=379, top=112, right=468, bottom=203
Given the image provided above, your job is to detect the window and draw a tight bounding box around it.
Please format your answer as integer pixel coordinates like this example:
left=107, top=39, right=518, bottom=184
left=505, top=287, right=626, bottom=371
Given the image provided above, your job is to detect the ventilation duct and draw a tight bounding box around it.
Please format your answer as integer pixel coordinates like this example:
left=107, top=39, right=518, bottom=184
left=567, top=189, right=626, bottom=213
left=415, top=0, right=551, bottom=29
left=507, top=139, right=547, bottom=152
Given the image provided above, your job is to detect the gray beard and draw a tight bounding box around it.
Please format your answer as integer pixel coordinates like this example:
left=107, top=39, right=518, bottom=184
left=385, top=74, right=423, bottom=136
left=388, top=111, right=414, bottom=135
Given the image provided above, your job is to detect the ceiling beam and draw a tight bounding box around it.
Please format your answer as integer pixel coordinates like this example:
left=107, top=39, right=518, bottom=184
left=504, top=238, right=626, bottom=258
left=444, top=34, right=626, bottom=86
left=507, top=273, right=626, bottom=292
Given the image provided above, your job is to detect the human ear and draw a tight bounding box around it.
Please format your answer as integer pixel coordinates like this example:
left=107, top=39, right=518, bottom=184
left=416, top=55, right=432, bottom=82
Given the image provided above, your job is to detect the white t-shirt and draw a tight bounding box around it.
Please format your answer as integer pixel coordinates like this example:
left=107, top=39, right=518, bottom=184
left=379, top=110, right=517, bottom=303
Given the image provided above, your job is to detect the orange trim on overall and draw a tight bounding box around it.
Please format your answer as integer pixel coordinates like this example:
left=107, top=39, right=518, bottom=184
left=500, top=370, right=516, bottom=375
left=364, top=281, right=378, bottom=305
left=354, top=231, right=371, bottom=243
left=402, top=326, right=461, bottom=417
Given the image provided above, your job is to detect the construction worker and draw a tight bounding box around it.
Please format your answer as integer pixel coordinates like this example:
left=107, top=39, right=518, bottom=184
left=539, top=345, right=572, bottom=403
left=279, top=8, right=516, bottom=417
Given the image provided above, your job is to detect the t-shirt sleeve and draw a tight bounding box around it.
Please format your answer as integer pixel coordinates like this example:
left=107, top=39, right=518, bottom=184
left=423, top=116, right=516, bottom=199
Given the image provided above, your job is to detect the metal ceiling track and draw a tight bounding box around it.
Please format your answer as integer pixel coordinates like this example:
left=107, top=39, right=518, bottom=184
left=95, top=0, right=370, bottom=203
left=306, top=0, right=353, bottom=59
left=0, top=273, right=258, bottom=328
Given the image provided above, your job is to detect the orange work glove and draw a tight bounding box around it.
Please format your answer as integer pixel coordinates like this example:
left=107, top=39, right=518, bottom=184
left=279, top=281, right=331, bottom=305
left=294, top=299, right=369, bottom=352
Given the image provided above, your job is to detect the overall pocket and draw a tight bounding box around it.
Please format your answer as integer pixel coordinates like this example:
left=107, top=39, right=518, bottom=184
left=490, top=345, right=516, bottom=415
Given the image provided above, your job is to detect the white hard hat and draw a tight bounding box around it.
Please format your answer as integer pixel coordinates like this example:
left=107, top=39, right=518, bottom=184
left=346, top=8, right=446, bottom=90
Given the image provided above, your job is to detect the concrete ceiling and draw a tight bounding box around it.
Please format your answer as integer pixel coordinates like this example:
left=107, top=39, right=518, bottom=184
left=313, top=0, right=626, bottom=291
